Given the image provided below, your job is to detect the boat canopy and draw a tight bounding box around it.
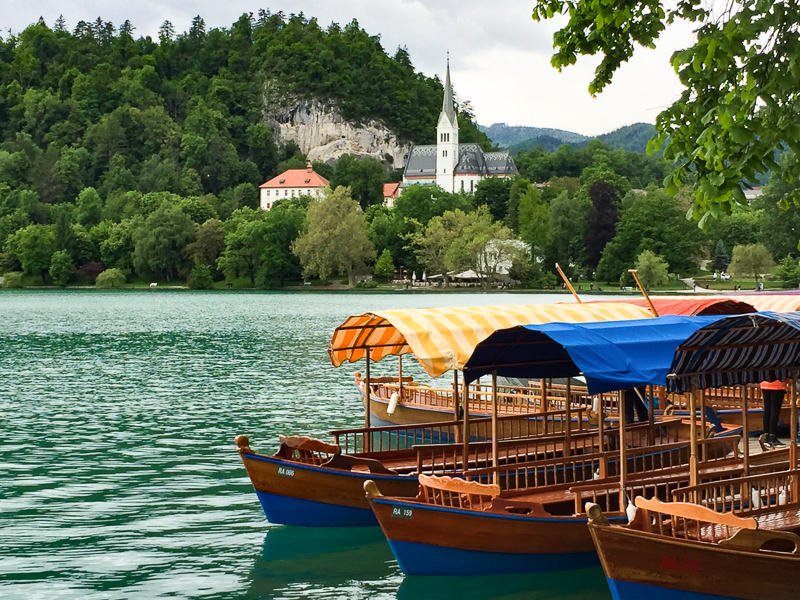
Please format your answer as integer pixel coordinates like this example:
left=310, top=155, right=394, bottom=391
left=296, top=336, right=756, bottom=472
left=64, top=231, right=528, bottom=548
left=668, top=311, right=800, bottom=392
left=328, top=302, right=654, bottom=378
left=621, top=297, right=756, bottom=316
left=726, top=294, right=800, bottom=313
left=463, top=315, right=726, bottom=393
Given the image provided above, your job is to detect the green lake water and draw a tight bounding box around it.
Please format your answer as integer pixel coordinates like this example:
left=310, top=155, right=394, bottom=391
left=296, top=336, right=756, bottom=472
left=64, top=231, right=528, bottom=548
left=0, top=290, right=619, bottom=599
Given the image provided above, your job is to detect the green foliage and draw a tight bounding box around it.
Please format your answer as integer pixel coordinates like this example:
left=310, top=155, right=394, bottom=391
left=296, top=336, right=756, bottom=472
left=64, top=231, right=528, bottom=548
left=188, top=261, right=215, bottom=289
left=374, top=248, right=394, bottom=280
left=355, top=280, right=378, bottom=288
left=95, top=267, right=126, bottom=288
left=728, top=243, right=775, bottom=287
left=6, top=224, right=55, bottom=280
left=75, top=187, right=103, bottom=227
left=1, top=272, right=24, bottom=288
left=532, top=0, right=800, bottom=218
left=711, top=240, right=730, bottom=274
left=775, top=255, right=800, bottom=288
left=292, top=186, right=375, bottom=286
left=474, top=177, right=513, bottom=222
left=596, top=189, right=703, bottom=282
left=409, top=208, right=474, bottom=287
left=133, top=204, right=196, bottom=280
left=517, top=184, right=551, bottom=259
left=187, top=219, right=226, bottom=278
left=330, top=155, right=385, bottom=210
left=49, top=249, right=75, bottom=286
left=634, top=250, right=669, bottom=290
left=584, top=179, right=619, bottom=269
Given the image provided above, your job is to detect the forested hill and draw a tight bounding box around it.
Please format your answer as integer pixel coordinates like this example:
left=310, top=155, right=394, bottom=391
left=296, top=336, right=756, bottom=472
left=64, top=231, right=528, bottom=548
left=481, top=122, right=656, bottom=154
left=0, top=11, right=490, bottom=209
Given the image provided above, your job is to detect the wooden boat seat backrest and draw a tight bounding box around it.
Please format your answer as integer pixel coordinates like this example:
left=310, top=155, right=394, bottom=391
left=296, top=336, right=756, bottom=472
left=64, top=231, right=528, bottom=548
left=672, top=468, right=800, bottom=517
left=417, top=473, right=500, bottom=510
left=635, top=496, right=757, bottom=543
left=276, top=435, right=341, bottom=465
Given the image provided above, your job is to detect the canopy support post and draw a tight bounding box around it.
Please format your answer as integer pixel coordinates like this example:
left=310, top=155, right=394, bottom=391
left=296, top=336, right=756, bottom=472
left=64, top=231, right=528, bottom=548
left=364, top=349, right=371, bottom=453
left=598, top=396, right=606, bottom=479
left=618, top=390, right=628, bottom=513
left=398, top=355, right=403, bottom=398
left=454, top=370, right=461, bottom=443
left=647, top=384, right=655, bottom=445
left=492, top=370, right=499, bottom=485
left=462, top=379, right=470, bottom=475
left=742, top=384, right=749, bottom=477
left=564, top=378, right=572, bottom=457
left=790, top=375, right=798, bottom=469
left=628, top=269, right=659, bottom=316
left=689, top=386, right=699, bottom=494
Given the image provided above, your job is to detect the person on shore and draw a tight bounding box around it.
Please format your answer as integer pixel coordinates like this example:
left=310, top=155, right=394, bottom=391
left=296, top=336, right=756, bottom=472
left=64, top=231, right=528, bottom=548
left=759, top=379, right=788, bottom=448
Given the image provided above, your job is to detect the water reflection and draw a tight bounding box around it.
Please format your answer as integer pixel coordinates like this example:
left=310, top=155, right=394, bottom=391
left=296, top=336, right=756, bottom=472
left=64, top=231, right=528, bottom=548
left=247, top=526, right=400, bottom=599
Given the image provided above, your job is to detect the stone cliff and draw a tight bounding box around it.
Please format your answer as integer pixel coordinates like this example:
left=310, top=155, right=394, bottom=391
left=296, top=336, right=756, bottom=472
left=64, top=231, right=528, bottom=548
left=261, top=83, right=410, bottom=167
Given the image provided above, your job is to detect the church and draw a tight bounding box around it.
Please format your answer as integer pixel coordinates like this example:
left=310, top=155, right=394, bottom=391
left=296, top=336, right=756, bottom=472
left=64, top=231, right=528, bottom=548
left=401, top=60, right=518, bottom=194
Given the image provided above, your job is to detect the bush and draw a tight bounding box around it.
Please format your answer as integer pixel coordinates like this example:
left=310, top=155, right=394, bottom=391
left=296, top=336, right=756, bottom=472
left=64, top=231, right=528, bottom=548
left=1, top=271, right=24, bottom=288
left=49, top=250, right=75, bottom=287
left=95, top=268, right=127, bottom=288
left=75, top=261, right=105, bottom=284
left=355, top=280, right=378, bottom=288
left=188, top=262, right=215, bottom=289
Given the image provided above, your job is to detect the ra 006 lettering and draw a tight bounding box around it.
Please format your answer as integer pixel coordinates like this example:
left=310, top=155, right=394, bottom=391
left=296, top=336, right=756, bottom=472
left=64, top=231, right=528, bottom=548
left=277, top=466, right=296, bottom=478
left=391, top=506, right=414, bottom=519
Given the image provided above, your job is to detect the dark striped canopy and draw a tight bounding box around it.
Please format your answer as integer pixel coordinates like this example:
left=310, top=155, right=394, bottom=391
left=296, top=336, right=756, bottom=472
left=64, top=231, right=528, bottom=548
left=668, top=312, right=800, bottom=392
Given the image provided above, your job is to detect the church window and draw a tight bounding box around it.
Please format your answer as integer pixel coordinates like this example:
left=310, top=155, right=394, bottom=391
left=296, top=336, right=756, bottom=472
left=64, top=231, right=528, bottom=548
left=471, top=180, right=474, bottom=193
left=461, top=180, right=464, bottom=191
left=443, top=150, right=447, bottom=158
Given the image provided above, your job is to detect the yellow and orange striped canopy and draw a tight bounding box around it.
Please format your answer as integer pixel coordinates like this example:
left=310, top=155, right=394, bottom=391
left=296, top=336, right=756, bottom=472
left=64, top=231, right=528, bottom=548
left=328, top=302, right=654, bottom=377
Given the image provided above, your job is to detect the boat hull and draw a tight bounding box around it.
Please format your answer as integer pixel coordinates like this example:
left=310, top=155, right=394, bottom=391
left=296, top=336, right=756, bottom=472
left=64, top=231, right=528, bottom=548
left=589, top=521, right=800, bottom=600
left=369, top=497, right=621, bottom=575
left=240, top=452, right=419, bottom=527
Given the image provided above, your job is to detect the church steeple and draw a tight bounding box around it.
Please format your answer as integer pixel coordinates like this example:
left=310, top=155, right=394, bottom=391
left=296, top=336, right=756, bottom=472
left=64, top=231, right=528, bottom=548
left=441, top=53, right=456, bottom=125
left=436, top=53, right=459, bottom=193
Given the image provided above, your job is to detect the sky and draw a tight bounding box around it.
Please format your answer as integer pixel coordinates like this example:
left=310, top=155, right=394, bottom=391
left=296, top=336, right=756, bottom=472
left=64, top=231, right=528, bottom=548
left=0, top=0, right=698, bottom=137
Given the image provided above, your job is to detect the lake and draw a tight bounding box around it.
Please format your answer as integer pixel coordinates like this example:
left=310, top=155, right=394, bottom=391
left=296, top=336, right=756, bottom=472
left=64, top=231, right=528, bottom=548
left=0, top=290, right=618, bottom=599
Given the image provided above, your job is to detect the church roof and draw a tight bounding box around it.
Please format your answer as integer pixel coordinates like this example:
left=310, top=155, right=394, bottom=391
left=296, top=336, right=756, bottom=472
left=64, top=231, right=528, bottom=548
left=403, top=144, right=518, bottom=178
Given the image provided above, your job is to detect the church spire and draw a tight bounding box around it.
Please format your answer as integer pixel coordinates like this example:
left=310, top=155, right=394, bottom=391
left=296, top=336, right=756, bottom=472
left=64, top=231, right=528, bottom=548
left=441, top=52, right=456, bottom=123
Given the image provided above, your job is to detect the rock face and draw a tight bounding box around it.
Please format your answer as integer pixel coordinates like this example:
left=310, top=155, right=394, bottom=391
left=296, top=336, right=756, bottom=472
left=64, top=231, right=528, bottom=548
left=262, top=88, right=409, bottom=167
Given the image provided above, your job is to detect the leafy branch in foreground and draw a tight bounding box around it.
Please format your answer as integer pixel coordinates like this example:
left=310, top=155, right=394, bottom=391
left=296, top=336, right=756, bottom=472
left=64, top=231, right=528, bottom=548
left=532, top=0, right=800, bottom=221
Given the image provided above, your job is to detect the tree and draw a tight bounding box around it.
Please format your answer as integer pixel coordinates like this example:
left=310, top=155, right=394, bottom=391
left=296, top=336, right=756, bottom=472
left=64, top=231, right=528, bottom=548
left=374, top=248, right=394, bottom=281
left=543, top=190, right=590, bottom=276
left=49, top=249, right=74, bottom=286
left=584, top=180, right=619, bottom=269
left=474, top=177, right=513, bottom=222
left=292, top=186, right=375, bottom=285
left=409, top=209, right=472, bottom=287
left=187, top=219, right=226, bottom=277
left=775, top=256, right=800, bottom=289
left=329, top=154, right=385, bottom=210
left=95, top=268, right=126, bottom=288
left=6, top=224, right=55, bottom=281
left=133, top=205, right=196, bottom=281
left=711, top=240, right=730, bottom=274
left=596, top=189, right=703, bottom=282
left=531, top=0, right=800, bottom=219
left=188, top=261, right=215, bottom=289
left=75, top=187, right=103, bottom=227
left=517, top=184, right=551, bottom=259
left=634, top=250, right=669, bottom=290
left=728, top=244, right=776, bottom=288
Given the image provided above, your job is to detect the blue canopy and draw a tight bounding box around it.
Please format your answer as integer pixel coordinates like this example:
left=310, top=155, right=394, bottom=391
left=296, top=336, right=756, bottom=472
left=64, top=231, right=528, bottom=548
left=463, top=315, right=727, bottom=395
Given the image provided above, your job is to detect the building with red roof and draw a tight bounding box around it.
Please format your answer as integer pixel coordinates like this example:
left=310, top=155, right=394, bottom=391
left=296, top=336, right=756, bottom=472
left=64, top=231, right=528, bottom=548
left=259, top=164, right=329, bottom=210
left=383, top=182, right=401, bottom=208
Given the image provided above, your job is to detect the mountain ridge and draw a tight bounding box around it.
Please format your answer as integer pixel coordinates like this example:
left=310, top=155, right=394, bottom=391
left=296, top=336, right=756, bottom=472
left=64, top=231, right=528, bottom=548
left=480, top=122, right=657, bottom=154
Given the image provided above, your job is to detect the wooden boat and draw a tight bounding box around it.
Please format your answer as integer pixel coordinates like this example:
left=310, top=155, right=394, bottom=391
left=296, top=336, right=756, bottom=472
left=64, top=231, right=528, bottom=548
left=586, top=310, right=800, bottom=599
left=588, top=469, right=800, bottom=600
left=236, top=407, right=615, bottom=527
left=365, top=314, right=798, bottom=575
left=365, top=428, right=756, bottom=575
